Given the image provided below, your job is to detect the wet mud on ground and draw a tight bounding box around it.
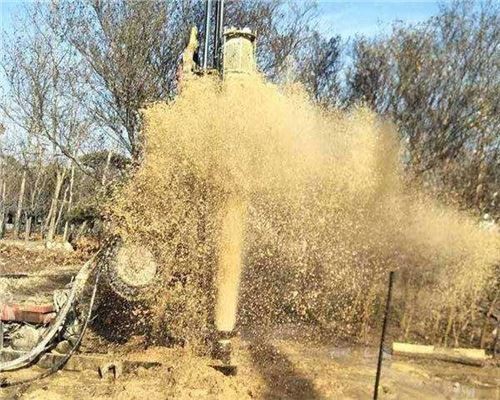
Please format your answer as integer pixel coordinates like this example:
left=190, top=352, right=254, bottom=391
left=1, top=241, right=499, bottom=399
left=1, top=338, right=499, bottom=399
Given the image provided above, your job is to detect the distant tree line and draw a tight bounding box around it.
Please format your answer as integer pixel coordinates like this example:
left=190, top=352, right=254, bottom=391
left=347, top=1, right=499, bottom=216
left=0, top=0, right=498, bottom=244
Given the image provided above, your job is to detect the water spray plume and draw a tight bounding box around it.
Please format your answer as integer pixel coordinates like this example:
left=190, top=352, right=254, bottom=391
left=215, top=194, right=247, bottom=333
left=108, top=71, right=499, bottom=348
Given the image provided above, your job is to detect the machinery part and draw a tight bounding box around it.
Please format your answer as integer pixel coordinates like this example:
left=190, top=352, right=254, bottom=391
left=200, top=0, right=224, bottom=72
left=222, top=28, right=256, bottom=77
left=213, top=0, right=225, bottom=69
left=211, top=330, right=238, bottom=376
left=0, top=253, right=98, bottom=372
left=100, top=237, right=158, bottom=302
left=182, top=27, right=199, bottom=75
left=54, top=340, right=72, bottom=354
left=10, top=325, right=42, bottom=352
left=99, top=361, right=123, bottom=379
left=0, top=266, right=100, bottom=387
left=53, top=289, right=70, bottom=313
left=62, top=316, right=81, bottom=346
left=213, top=338, right=232, bottom=364
left=202, top=0, right=212, bottom=70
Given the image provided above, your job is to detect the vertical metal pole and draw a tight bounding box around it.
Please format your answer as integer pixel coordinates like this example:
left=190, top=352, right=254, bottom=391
left=203, top=0, right=212, bottom=70
left=218, top=1, right=224, bottom=42
left=373, top=271, right=394, bottom=400
left=218, top=0, right=224, bottom=71
left=213, top=0, right=220, bottom=67
left=213, top=0, right=224, bottom=70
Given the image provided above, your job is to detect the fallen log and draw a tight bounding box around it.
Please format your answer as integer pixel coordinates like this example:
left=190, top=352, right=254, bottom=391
left=392, top=342, right=490, bottom=367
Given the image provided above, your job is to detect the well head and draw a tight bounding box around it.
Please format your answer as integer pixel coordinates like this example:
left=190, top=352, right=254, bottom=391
left=222, top=28, right=257, bottom=77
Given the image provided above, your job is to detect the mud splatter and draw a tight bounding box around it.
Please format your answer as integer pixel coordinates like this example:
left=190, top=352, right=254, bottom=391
left=108, top=73, right=499, bottom=348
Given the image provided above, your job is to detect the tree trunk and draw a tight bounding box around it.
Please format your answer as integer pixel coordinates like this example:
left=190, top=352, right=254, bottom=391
left=46, top=168, right=66, bottom=243
left=393, top=342, right=488, bottom=366
left=27, top=161, right=43, bottom=241
left=55, top=185, right=69, bottom=236
left=75, top=220, right=87, bottom=242
left=480, top=289, right=498, bottom=349
left=493, top=320, right=499, bottom=358
left=43, top=194, right=55, bottom=238
left=24, top=212, right=32, bottom=243
left=14, top=170, right=27, bottom=238
left=101, top=150, right=113, bottom=186
left=443, top=308, right=455, bottom=347
left=0, top=181, right=6, bottom=239
left=63, top=164, right=75, bottom=242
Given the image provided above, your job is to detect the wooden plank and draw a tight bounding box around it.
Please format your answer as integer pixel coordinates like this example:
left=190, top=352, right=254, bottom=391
left=393, top=343, right=434, bottom=354
left=392, top=342, right=489, bottom=367
left=440, top=347, right=486, bottom=359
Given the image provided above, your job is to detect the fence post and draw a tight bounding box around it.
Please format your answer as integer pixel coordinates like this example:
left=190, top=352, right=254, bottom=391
left=373, top=271, right=395, bottom=400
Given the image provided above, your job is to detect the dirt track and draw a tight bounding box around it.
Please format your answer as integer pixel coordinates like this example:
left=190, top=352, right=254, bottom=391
left=1, top=241, right=499, bottom=399
left=2, top=338, right=500, bottom=399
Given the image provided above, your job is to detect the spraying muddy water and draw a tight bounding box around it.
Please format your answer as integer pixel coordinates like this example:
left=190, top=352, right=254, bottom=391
left=215, top=194, right=247, bottom=333
left=108, top=71, right=499, bottom=349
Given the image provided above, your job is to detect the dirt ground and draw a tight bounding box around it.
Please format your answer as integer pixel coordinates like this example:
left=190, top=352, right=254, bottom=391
left=1, top=241, right=499, bottom=399
left=0, top=241, right=86, bottom=304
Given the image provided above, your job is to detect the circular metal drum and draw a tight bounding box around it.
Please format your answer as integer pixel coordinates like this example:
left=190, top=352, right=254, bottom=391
left=100, top=237, right=158, bottom=302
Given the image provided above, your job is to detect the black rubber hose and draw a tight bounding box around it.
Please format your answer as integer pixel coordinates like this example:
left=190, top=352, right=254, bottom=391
left=0, top=269, right=101, bottom=388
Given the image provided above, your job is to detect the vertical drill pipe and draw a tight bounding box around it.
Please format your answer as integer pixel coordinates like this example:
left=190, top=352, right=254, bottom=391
left=373, top=271, right=395, bottom=400
left=213, top=0, right=220, bottom=67
left=213, top=0, right=225, bottom=70
left=203, top=0, right=212, bottom=70
left=217, top=0, right=224, bottom=70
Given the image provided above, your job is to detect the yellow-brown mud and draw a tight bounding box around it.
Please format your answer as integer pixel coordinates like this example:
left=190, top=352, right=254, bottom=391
left=1, top=241, right=499, bottom=399
left=215, top=194, right=247, bottom=333
left=2, top=340, right=499, bottom=400
left=1, top=72, right=499, bottom=399
left=108, top=73, right=499, bottom=347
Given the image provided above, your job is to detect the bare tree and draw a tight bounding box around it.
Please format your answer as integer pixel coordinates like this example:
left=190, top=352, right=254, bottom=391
left=0, top=124, right=6, bottom=238
left=348, top=0, right=500, bottom=216
left=1, top=6, right=92, bottom=242
left=13, top=170, right=26, bottom=237
left=41, top=0, right=318, bottom=159
left=47, top=0, right=202, bottom=159
left=296, top=32, right=343, bottom=106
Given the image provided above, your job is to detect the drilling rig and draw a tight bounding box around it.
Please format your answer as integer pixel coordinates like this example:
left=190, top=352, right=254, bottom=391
left=0, top=0, right=255, bottom=378
left=100, top=0, right=255, bottom=373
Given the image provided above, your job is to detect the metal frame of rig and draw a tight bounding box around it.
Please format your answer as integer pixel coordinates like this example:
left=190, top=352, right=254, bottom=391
left=0, top=0, right=256, bottom=383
